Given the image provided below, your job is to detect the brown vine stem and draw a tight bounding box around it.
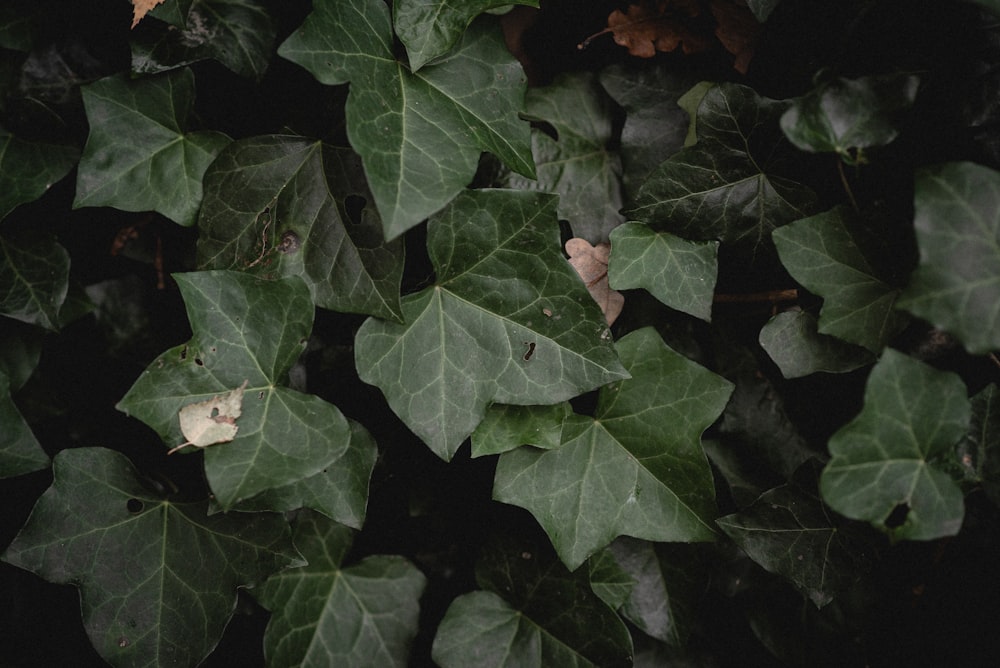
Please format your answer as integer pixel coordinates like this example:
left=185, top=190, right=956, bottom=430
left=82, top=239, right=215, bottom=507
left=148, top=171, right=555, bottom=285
left=713, top=289, right=799, bottom=303
left=988, top=352, right=1000, bottom=371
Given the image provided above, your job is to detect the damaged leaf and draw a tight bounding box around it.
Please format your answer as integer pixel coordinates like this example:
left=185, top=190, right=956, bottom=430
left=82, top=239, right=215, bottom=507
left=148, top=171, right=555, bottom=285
left=566, top=237, right=624, bottom=326
left=169, top=380, right=248, bottom=454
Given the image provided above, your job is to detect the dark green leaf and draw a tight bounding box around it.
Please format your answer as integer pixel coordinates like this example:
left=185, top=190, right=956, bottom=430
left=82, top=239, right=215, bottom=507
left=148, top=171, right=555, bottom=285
left=506, top=72, right=624, bottom=243
left=759, top=310, right=875, bottom=378
left=608, top=222, right=718, bottom=321
left=1, top=447, right=302, bottom=668
left=587, top=548, right=635, bottom=610
left=257, top=510, right=426, bottom=667
left=131, top=0, right=276, bottom=81
left=897, top=162, right=1000, bottom=354
left=0, top=1, right=38, bottom=51
left=0, top=128, right=78, bottom=221
left=117, top=271, right=353, bottom=509
left=0, top=324, right=41, bottom=390
left=471, top=402, right=571, bottom=457
left=394, top=0, right=539, bottom=71
left=0, top=233, right=69, bottom=331
left=148, top=0, right=196, bottom=28
left=781, top=74, right=919, bottom=160
left=494, top=327, right=732, bottom=569
left=962, top=384, right=1000, bottom=506
left=820, top=349, right=969, bottom=540
left=355, top=190, right=627, bottom=460
left=279, top=0, right=534, bottom=238
left=73, top=69, right=231, bottom=227
left=747, top=0, right=781, bottom=22
left=0, top=371, right=48, bottom=478
left=627, top=83, right=816, bottom=263
left=773, top=206, right=908, bottom=352
left=197, top=136, right=404, bottom=320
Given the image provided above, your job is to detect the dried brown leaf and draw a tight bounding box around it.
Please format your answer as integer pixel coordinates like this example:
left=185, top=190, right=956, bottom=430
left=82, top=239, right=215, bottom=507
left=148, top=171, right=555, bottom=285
left=565, top=238, right=624, bottom=326
left=596, top=0, right=712, bottom=59
left=710, top=0, right=761, bottom=74
left=131, top=0, right=167, bottom=29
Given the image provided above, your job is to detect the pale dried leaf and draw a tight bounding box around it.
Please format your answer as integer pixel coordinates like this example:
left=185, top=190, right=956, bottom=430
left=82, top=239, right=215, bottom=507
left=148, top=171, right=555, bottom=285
left=131, top=0, right=167, bottom=29
left=169, top=380, right=248, bottom=454
left=565, top=238, right=624, bottom=326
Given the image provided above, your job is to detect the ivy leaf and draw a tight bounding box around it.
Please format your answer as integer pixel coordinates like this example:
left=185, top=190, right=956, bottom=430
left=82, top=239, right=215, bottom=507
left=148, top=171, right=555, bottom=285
left=0, top=128, right=78, bottom=221
left=494, top=327, right=733, bottom=570
left=627, top=82, right=816, bottom=264
left=197, top=136, right=404, bottom=320
left=278, top=0, right=534, bottom=239
left=820, top=349, right=969, bottom=541
left=393, top=0, right=539, bottom=71
left=256, top=510, right=427, bottom=667
left=471, top=402, right=571, bottom=457
left=130, top=0, right=276, bottom=81
left=0, top=1, right=38, bottom=51
left=505, top=72, right=624, bottom=243
left=773, top=206, right=908, bottom=352
left=781, top=73, right=919, bottom=161
left=759, top=310, right=875, bottom=378
left=608, top=222, right=719, bottom=321
left=587, top=548, right=635, bottom=610
left=0, top=371, right=49, bottom=478
left=897, top=162, right=1000, bottom=354
left=965, top=384, right=1000, bottom=507
left=117, top=271, right=353, bottom=509
left=73, top=69, right=231, bottom=227
left=747, top=0, right=782, bottom=22
left=355, top=190, right=627, bottom=460
left=717, top=483, right=864, bottom=608
left=0, top=233, right=69, bottom=331
left=1, top=447, right=302, bottom=668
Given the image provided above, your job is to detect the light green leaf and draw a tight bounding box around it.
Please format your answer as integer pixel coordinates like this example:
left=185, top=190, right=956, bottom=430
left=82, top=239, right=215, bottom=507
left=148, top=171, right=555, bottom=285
left=355, top=190, right=627, bottom=460
left=131, top=0, right=276, bottom=81
left=0, top=233, right=69, bottom=331
left=505, top=72, right=624, bottom=243
left=608, top=222, right=718, bottom=321
left=257, top=510, right=426, bottom=668
left=1, top=447, right=302, bottom=668
left=494, top=327, right=733, bottom=570
left=0, top=371, right=49, bottom=478
left=676, top=81, right=713, bottom=149
left=820, top=349, right=969, bottom=541
left=0, top=127, right=77, bottom=221
left=197, top=136, right=404, bottom=320
left=759, top=310, right=875, bottom=378
left=471, top=402, right=571, bottom=457
left=394, top=0, right=539, bottom=71
left=627, top=83, right=816, bottom=264
left=73, top=69, right=231, bottom=227
left=897, top=162, right=1000, bottom=354
left=117, top=271, right=353, bottom=509
left=279, top=0, right=534, bottom=238
left=773, top=205, right=908, bottom=352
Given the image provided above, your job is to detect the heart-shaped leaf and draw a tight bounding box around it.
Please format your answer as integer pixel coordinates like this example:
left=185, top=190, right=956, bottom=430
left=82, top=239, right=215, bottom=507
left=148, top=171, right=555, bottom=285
left=278, top=0, right=534, bottom=238
left=355, top=189, right=627, bottom=460
left=117, top=271, right=353, bottom=509
left=759, top=310, right=875, bottom=378
left=73, top=68, right=231, bottom=227
left=1, top=447, right=302, bottom=668
left=0, top=128, right=77, bottom=221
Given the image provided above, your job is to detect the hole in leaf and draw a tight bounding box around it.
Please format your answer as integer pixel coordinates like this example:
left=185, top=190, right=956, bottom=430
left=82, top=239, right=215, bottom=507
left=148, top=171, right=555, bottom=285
left=345, top=194, right=365, bottom=226
left=194, top=358, right=204, bottom=366
left=885, top=503, right=910, bottom=528
left=179, top=346, right=187, bottom=360
left=126, top=498, right=143, bottom=514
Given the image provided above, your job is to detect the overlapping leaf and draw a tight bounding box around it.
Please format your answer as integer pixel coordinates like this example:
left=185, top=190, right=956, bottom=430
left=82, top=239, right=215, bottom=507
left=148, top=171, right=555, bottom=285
left=608, top=222, right=718, bottom=321
left=896, top=162, right=1000, bottom=354
left=1, top=447, right=302, bottom=668
left=278, top=0, right=534, bottom=238
left=0, top=233, right=69, bottom=330
left=394, top=0, right=539, bottom=71
left=0, top=371, right=48, bottom=478
left=965, top=384, right=1000, bottom=507
left=505, top=72, right=624, bottom=243
left=73, top=68, right=230, bottom=227
left=197, top=136, right=404, bottom=320
left=257, top=510, right=426, bottom=667
left=117, top=271, right=353, bottom=509
left=773, top=206, right=908, bottom=352
left=627, top=82, right=815, bottom=263
left=759, top=310, right=875, bottom=378
left=355, top=190, right=627, bottom=460
left=494, top=327, right=733, bottom=569
left=820, top=349, right=969, bottom=541
left=471, top=402, right=571, bottom=457
left=0, top=128, right=77, bottom=220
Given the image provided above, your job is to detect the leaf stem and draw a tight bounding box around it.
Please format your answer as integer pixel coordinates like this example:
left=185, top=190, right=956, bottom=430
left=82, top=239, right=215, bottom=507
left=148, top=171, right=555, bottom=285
left=837, top=158, right=859, bottom=211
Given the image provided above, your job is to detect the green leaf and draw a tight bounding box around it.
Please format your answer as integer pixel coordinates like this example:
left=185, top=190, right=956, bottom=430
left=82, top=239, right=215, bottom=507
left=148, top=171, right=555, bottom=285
left=820, top=349, right=969, bottom=541
left=355, top=190, right=627, bottom=460
left=1, top=447, right=302, bottom=668
left=257, top=510, right=427, bottom=667
left=897, top=162, right=1000, bottom=354
left=73, top=69, right=231, bottom=227
left=394, top=0, right=539, bottom=71
left=608, top=222, right=718, bottom=321
left=627, top=83, right=816, bottom=263
left=494, top=327, right=733, bottom=570
left=117, top=271, right=353, bottom=509
left=781, top=74, right=919, bottom=161
left=586, top=548, right=635, bottom=610
left=197, top=136, right=404, bottom=320
left=0, top=324, right=41, bottom=390
left=505, top=72, right=624, bottom=243
left=759, top=310, right=875, bottom=378
left=676, top=81, right=713, bottom=149
left=0, top=371, right=49, bottom=478
left=0, top=128, right=78, bottom=221
left=278, top=0, right=534, bottom=238
left=471, top=402, right=571, bottom=457
left=958, top=384, right=1000, bottom=506
left=0, top=233, right=69, bottom=331
left=773, top=206, right=908, bottom=352
left=131, top=0, right=276, bottom=81
left=747, top=0, right=782, bottom=22
left=0, top=1, right=38, bottom=51
left=717, top=483, right=863, bottom=608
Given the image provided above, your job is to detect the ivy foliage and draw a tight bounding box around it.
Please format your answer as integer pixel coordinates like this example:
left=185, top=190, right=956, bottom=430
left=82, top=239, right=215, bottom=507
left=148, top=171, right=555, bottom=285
left=2, top=1, right=1000, bottom=666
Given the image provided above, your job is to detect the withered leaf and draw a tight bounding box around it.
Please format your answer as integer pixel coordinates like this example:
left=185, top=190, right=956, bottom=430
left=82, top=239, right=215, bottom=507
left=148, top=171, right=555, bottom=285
left=131, top=0, right=167, bottom=28
left=565, top=238, right=624, bottom=326
left=710, top=0, right=761, bottom=74
left=169, top=380, right=248, bottom=454
left=586, top=0, right=712, bottom=59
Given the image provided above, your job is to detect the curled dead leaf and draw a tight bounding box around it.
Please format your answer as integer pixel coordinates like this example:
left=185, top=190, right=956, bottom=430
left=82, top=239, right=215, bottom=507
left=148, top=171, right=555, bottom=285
left=565, top=238, right=624, bottom=327
left=580, top=0, right=712, bottom=58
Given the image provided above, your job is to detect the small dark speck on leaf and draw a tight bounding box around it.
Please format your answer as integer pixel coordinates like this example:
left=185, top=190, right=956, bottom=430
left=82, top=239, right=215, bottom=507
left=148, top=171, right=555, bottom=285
left=126, top=498, right=143, bottom=514
left=194, top=358, right=204, bottom=366
left=523, top=341, right=536, bottom=361
left=118, top=637, right=129, bottom=648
